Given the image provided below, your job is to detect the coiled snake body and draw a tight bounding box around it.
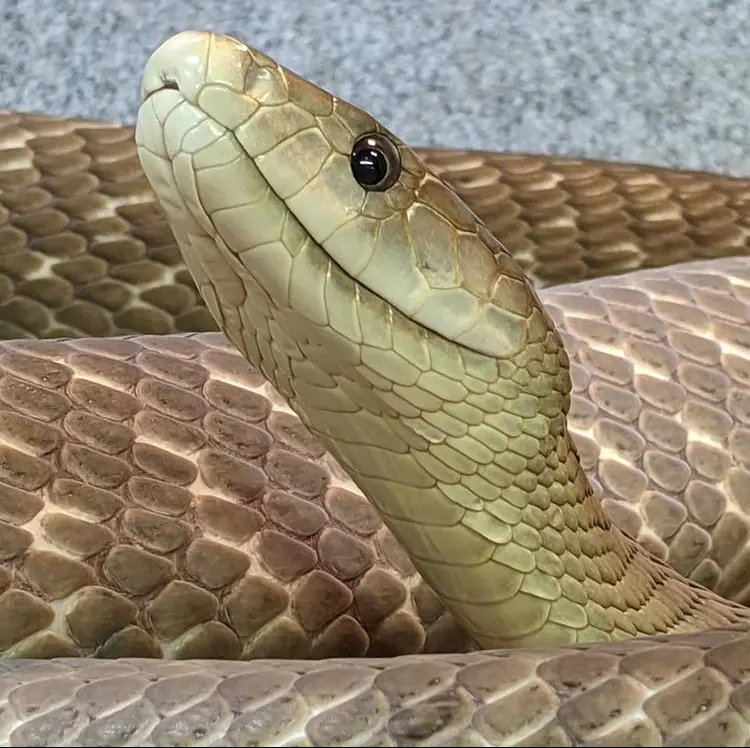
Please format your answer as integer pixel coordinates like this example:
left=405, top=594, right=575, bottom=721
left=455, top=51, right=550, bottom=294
left=3, top=29, right=750, bottom=745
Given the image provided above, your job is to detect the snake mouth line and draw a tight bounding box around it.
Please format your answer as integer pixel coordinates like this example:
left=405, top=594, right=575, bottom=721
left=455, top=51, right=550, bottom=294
left=137, top=31, right=541, bottom=363
left=141, top=90, right=508, bottom=375
left=138, top=88, right=442, bottom=366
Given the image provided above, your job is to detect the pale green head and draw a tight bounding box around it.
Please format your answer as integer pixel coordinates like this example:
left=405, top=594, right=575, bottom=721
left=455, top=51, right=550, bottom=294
left=136, top=30, right=550, bottom=366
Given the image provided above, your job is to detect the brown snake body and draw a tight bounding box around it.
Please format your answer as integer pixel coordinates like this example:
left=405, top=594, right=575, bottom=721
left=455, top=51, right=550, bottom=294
left=3, top=29, right=750, bottom=743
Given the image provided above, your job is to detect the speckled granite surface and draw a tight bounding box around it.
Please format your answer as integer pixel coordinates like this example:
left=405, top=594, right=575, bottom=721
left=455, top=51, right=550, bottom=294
left=0, top=0, right=748, bottom=174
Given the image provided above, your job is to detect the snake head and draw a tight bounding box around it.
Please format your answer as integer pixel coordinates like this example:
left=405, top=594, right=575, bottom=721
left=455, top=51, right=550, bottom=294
left=136, top=31, right=554, bottom=366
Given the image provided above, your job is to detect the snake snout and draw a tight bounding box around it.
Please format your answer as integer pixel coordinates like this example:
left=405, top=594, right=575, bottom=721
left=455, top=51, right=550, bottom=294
left=140, top=30, right=212, bottom=104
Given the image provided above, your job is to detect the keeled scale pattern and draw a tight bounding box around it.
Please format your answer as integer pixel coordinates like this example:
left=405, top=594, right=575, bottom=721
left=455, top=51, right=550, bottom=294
left=4, top=631, right=750, bottom=745
left=1, top=257, right=750, bottom=661
left=0, top=111, right=214, bottom=338
left=4, top=110, right=750, bottom=743
left=425, top=148, right=750, bottom=287
left=542, top=256, right=750, bottom=605
left=0, top=332, right=471, bottom=661
left=4, top=110, right=750, bottom=338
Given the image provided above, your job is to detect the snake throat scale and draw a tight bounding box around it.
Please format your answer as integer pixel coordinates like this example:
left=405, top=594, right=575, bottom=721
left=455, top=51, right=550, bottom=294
left=1, top=28, right=750, bottom=746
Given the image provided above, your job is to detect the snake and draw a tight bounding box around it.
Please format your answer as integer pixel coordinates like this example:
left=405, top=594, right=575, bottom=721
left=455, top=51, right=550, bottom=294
left=3, top=28, right=750, bottom=746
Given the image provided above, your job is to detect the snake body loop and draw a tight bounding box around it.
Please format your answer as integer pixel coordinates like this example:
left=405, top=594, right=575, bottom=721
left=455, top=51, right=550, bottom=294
left=2, top=29, right=750, bottom=745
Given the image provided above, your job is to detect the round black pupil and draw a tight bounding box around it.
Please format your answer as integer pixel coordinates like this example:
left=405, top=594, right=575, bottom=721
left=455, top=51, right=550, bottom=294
left=353, top=146, right=388, bottom=186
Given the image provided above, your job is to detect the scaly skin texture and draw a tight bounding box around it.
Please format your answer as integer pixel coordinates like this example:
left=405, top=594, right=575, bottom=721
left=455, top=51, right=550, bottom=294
left=1, top=31, right=750, bottom=745
left=0, top=261, right=750, bottom=670
left=4, top=634, right=750, bottom=747
left=3, top=118, right=750, bottom=602
left=135, top=31, right=750, bottom=651
left=3, top=108, right=750, bottom=340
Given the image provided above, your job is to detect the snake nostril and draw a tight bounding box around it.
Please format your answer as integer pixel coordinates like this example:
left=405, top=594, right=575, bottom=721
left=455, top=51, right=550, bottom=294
left=140, top=76, right=179, bottom=103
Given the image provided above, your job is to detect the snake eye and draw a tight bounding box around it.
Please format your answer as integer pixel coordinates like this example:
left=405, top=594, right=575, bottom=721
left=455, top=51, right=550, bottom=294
left=350, top=132, right=401, bottom=191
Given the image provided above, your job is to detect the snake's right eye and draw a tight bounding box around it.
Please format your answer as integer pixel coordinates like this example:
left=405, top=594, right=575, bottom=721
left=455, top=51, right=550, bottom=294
left=350, top=132, right=401, bottom=192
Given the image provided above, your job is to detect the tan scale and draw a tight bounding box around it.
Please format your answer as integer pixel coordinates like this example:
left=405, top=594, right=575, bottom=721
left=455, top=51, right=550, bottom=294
left=135, top=31, right=750, bottom=652
left=2, top=27, right=750, bottom=746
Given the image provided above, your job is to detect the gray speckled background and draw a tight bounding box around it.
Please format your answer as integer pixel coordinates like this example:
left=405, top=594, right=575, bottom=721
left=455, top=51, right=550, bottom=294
left=0, top=0, right=748, bottom=174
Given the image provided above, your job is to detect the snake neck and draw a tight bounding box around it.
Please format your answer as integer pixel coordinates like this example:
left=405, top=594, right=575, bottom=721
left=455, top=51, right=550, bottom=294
left=180, top=227, right=750, bottom=650
left=253, top=308, right=749, bottom=649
